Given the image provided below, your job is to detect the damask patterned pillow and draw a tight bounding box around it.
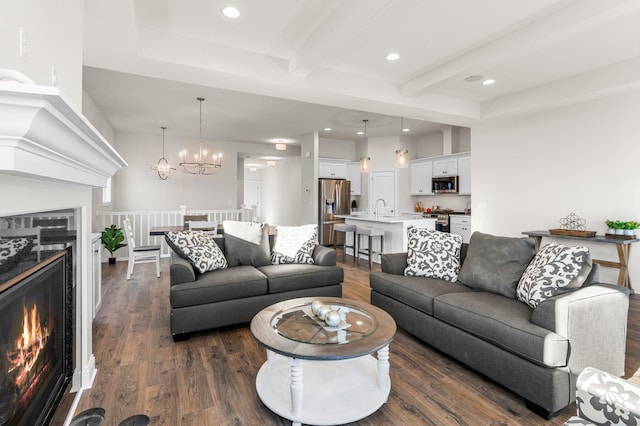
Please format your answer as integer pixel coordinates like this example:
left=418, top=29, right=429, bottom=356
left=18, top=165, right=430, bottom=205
left=403, top=227, right=463, bottom=281
left=574, top=367, right=640, bottom=424
left=165, top=231, right=227, bottom=274
left=0, top=238, right=34, bottom=273
left=516, top=241, right=592, bottom=309
left=271, top=224, right=317, bottom=264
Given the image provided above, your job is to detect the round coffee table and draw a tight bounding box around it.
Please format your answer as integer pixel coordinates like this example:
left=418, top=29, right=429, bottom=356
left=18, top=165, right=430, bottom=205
left=250, top=297, right=396, bottom=426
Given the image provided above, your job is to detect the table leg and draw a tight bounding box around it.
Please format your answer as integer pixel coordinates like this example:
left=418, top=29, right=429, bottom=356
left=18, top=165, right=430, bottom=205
left=377, top=345, right=390, bottom=393
left=289, top=358, right=303, bottom=417
left=616, top=243, right=631, bottom=289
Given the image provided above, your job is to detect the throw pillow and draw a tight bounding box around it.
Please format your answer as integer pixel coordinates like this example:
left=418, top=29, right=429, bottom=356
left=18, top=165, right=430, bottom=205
left=222, top=220, right=263, bottom=244
left=516, top=242, right=592, bottom=309
left=224, top=230, right=271, bottom=267
left=165, top=231, right=227, bottom=274
left=458, top=232, right=536, bottom=298
left=0, top=237, right=34, bottom=273
left=271, top=224, right=318, bottom=264
left=404, top=227, right=462, bottom=281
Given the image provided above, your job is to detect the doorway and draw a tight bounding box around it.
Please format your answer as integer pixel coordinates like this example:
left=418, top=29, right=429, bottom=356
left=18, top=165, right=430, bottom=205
left=243, top=180, right=261, bottom=221
left=370, top=170, right=396, bottom=216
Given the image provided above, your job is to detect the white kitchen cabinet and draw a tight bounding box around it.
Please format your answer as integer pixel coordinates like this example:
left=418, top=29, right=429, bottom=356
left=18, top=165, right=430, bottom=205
left=319, top=159, right=348, bottom=179
left=91, top=233, right=102, bottom=318
left=450, top=215, right=472, bottom=244
left=410, top=160, right=433, bottom=195
left=347, top=162, right=361, bottom=195
left=433, top=158, right=458, bottom=176
left=458, top=155, right=471, bottom=195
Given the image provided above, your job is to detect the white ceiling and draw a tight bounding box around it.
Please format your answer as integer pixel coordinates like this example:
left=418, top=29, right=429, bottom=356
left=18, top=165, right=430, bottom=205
left=82, top=0, right=640, bottom=147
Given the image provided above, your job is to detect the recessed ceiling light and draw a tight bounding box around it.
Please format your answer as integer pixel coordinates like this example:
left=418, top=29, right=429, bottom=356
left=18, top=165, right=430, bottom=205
left=402, top=128, right=410, bottom=132
left=222, top=7, right=240, bottom=18
left=324, top=127, right=331, bottom=131
left=357, top=131, right=364, bottom=135
left=464, top=75, right=483, bottom=82
left=248, top=167, right=257, bottom=172
left=386, top=52, right=400, bottom=61
left=482, top=79, right=496, bottom=86
left=266, top=160, right=276, bottom=166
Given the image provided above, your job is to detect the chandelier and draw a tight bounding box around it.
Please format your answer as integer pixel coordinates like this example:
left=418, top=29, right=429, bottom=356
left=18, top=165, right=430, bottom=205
left=151, top=126, right=175, bottom=180
left=179, top=97, right=222, bottom=175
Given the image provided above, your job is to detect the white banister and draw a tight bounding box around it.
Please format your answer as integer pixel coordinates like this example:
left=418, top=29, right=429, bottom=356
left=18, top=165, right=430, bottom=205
left=95, top=208, right=251, bottom=258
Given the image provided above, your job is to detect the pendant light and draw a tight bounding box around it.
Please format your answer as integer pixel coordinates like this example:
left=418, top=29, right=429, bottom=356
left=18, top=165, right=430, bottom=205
left=359, top=119, right=371, bottom=173
left=179, top=97, right=223, bottom=175
left=151, top=126, right=176, bottom=180
left=395, top=117, right=409, bottom=168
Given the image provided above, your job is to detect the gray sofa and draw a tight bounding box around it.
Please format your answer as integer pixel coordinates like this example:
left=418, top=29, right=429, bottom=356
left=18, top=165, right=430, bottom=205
left=169, top=235, right=343, bottom=341
left=370, top=232, right=629, bottom=418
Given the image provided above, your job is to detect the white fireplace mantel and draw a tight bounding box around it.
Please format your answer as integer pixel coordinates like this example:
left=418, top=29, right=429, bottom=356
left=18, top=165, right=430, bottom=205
left=0, top=84, right=127, bottom=186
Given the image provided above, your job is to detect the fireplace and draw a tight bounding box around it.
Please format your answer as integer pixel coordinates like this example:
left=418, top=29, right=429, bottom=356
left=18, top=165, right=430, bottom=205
left=0, top=248, right=73, bottom=426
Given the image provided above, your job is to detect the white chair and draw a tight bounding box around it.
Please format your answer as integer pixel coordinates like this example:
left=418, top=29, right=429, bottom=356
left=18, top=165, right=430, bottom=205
left=122, top=219, right=160, bottom=280
left=188, top=220, right=218, bottom=235
left=0, top=227, right=41, bottom=261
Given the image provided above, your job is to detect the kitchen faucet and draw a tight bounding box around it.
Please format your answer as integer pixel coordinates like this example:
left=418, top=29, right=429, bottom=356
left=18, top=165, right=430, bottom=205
left=374, top=198, right=387, bottom=218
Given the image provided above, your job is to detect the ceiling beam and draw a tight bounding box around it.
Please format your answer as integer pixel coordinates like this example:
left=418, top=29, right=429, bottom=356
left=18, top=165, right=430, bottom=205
left=287, top=0, right=393, bottom=78
left=401, top=0, right=640, bottom=96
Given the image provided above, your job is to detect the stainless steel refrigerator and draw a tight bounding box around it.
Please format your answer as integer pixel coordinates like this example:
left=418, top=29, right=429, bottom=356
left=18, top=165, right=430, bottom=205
left=318, top=179, right=351, bottom=246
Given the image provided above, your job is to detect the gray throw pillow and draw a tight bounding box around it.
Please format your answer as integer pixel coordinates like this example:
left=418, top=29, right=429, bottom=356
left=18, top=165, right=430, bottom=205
left=224, top=230, right=271, bottom=267
left=517, top=242, right=592, bottom=308
left=458, top=232, right=535, bottom=298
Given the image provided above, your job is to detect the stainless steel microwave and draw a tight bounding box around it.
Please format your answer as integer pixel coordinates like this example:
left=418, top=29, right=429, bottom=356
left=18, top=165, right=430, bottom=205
left=432, top=176, right=458, bottom=193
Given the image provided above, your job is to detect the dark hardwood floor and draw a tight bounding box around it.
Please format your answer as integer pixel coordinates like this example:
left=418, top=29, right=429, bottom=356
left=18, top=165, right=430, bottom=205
left=54, top=252, right=640, bottom=425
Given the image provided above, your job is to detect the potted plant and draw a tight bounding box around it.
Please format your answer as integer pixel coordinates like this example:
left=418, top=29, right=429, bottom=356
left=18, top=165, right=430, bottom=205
left=101, top=224, right=127, bottom=264
left=624, top=221, right=640, bottom=236
left=351, top=199, right=358, bottom=212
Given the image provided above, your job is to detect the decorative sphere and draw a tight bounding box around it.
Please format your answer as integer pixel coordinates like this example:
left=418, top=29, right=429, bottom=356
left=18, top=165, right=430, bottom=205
left=316, top=305, right=330, bottom=320
left=324, top=310, right=341, bottom=327
left=311, top=300, right=323, bottom=315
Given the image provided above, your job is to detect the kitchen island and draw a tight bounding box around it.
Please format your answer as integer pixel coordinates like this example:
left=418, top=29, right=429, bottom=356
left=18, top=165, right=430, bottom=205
left=335, top=214, right=436, bottom=264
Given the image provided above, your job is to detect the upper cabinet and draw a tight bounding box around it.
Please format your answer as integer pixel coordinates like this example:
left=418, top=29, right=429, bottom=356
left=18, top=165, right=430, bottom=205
left=319, top=159, right=348, bottom=179
left=410, top=160, right=433, bottom=196
left=458, top=155, right=471, bottom=195
left=433, top=158, right=458, bottom=176
left=347, top=162, right=361, bottom=195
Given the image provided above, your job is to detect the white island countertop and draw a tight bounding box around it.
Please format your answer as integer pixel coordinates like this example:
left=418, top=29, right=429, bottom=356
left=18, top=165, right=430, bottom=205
left=334, top=214, right=436, bottom=264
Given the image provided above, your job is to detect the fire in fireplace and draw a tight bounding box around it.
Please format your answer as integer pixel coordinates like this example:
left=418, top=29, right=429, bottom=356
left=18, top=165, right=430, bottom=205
left=0, top=248, right=72, bottom=426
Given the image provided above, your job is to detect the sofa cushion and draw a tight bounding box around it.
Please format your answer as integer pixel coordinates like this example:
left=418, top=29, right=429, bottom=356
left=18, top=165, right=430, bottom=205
left=258, top=263, right=344, bottom=294
left=271, top=224, right=317, bottom=264
left=517, top=242, right=592, bottom=309
left=222, top=220, right=264, bottom=244
left=433, top=291, right=569, bottom=367
left=170, top=265, right=267, bottom=308
left=224, top=230, right=271, bottom=267
left=370, top=272, right=472, bottom=315
left=404, top=228, right=462, bottom=281
left=458, top=232, right=535, bottom=298
left=165, top=231, right=228, bottom=274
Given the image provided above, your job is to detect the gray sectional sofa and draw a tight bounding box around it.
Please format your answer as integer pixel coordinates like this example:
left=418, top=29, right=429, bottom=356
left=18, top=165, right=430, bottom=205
left=370, top=231, right=630, bottom=417
left=168, top=233, right=343, bottom=341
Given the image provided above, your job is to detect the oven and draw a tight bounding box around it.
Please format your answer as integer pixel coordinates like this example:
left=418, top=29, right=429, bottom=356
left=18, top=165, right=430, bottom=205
left=423, top=212, right=451, bottom=232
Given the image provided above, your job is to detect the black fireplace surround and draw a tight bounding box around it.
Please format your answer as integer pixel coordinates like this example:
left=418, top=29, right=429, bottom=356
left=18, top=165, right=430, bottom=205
left=0, top=248, right=73, bottom=426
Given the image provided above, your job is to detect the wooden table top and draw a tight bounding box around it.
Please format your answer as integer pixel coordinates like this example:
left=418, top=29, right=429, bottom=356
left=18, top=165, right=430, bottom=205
left=250, top=297, right=396, bottom=360
left=149, top=225, right=223, bottom=236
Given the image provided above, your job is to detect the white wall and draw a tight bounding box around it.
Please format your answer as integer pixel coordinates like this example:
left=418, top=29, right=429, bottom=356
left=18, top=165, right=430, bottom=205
left=319, top=138, right=356, bottom=160
left=260, top=159, right=304, bottom=226
left=472, top=89, right=640, bottom=285
left=0, top=0, right=83, bottom=107
left=299, top=132, right=318, bottom=225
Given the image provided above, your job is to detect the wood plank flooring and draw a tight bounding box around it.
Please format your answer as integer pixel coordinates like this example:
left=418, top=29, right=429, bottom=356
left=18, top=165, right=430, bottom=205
left=53, top=252, right=640, bottom=425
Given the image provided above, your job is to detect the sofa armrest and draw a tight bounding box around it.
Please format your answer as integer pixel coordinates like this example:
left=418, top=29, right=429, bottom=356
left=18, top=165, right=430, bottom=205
left=569, top=367, right=640, bottom=425
left=169, top=251, right=196, bottom=285
left=313, top=245, right=336, bottom=266
left=532, top=283, right=629, bottom=375
left=381, top=253, right=408, bottom=275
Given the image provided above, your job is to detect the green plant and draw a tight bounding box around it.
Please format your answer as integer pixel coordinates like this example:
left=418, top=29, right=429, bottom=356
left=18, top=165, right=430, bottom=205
left=351, top=199, right=358, bottom=209
left=625, top=221, right=640, bottom=230
left=101, top=224, right=127, bottom=257
left=605, top=220, right=625, bottom=230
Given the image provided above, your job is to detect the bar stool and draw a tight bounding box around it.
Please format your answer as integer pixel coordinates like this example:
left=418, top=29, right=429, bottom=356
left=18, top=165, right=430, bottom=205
left=333, top=223, right=357, bottom=262
left=356, top=226, right=384, bottom=269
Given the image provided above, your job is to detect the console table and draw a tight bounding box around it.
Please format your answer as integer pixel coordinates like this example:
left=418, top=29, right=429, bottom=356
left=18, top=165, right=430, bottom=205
left=523, top=230, right=639, bottom=289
